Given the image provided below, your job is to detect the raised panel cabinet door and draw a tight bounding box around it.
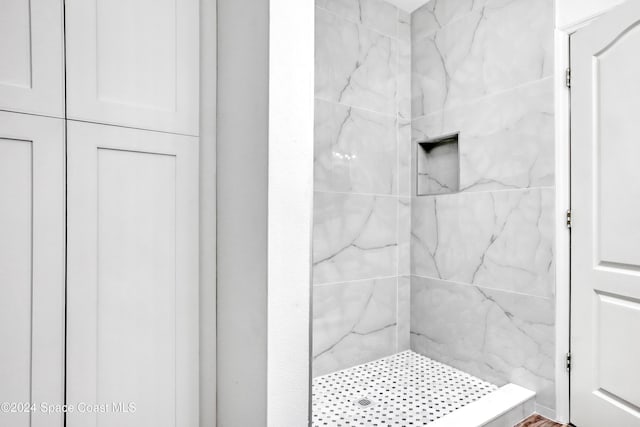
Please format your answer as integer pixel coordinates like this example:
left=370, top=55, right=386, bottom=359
left=66, top=121, right=199, bottom=427
left=571, top=1, right=640, bottom=426
left=0, top=111, right=65, bottom=427
left=0, top=0, right=64, bottom=117
left=65, top=0, right=199, bottom=135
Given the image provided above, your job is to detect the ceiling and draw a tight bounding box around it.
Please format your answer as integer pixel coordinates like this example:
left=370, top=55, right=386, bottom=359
left=385, top=0, right=431, bottom=13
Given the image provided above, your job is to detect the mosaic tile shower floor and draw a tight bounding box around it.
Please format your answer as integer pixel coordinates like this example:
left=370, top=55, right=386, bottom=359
left=312, top=351, right=498, bottom=426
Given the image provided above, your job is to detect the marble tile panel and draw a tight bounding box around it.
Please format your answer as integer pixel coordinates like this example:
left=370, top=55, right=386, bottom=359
left=315, top=99, right=398, bottom=194
left=411, top=1, right=439, bottom=40
left=397, top=8, right=411, bottom=42
left=316, top=0, right=399, bottom=38
left=411, top=188, right=555, bottom=298
left=396, top=276, right=411, bottom=351
left=316, top=7, right=398, bottom=115
left=398, top=197, right=411, bottom=276
left=410, top=276, right=555, bottom=409
left=397, top=39, right=412, bottom=121
left=313, top=277, right=397, bottom=376
left=411, top=0, right=554, bottom=116
left=398, top=119, right=412, bottom=197
left=411, top=78, right=555, bottom=192
left=313, top=191, right=398, bottom=284
left=411, top=0, right=487, bottom=41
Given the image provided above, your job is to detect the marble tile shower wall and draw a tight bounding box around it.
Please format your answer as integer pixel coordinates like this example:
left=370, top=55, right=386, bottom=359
left=409, top=0, right=556, bottom=416
left=312, top=0, right=412, bottom=377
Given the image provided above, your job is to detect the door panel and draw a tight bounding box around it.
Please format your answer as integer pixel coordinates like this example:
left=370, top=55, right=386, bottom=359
left=597, top=293, right=640, bottom=407
left=596, top=20, right=640, bottom=268
left=571, top=1, right=640, bottom=425
left=66, top=121, right=198, bottom=427
left=0, top=136, right=31, bottom=427
left=0, top=0, right=64, bottom=117
left=65, top=0, right=199, bottom=135
left=0, top=111, right=65, bottom=427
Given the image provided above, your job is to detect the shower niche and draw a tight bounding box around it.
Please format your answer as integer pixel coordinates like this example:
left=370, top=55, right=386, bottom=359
left=417, top=133, right=460, bottom=196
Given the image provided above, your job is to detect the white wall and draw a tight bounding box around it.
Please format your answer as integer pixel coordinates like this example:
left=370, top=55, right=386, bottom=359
left=217, top=0, right=314, bottom=425
left=199, top=0, right=217, bottom=425
left=267, top=0, right=314, bottom=424
left=216, top=0, right=269, bottom=424
left=556, top=0, right=626, bottom=29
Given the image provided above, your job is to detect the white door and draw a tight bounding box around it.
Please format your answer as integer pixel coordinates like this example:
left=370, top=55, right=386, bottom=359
left=0, top=0, right=64, bottom=117
left=66, top=121, right=199, bottom=427
left=571, top=1, right=640, bottom=426
left=0, top=111, right=65, bottom=427
left=65, top=0, right=199, bottom=135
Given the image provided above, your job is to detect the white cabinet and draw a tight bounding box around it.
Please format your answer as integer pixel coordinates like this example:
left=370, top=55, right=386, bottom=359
left=65, top=0, right=200, bottom=135
left=0, top=1, right=201, bottom=424
left=0, top=111, right=65, bottom=427
left=0, top=0, right=64, bottom=117
left=66, top=122, right=199, bottom=427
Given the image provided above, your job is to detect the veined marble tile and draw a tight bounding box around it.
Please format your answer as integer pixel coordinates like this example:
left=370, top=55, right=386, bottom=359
left=410, top=276, right=555, bottom=409
left=313, top=191, right=398, bottom=284
left=316, top=7, right=398, bottom=116
left=316, top=0, right=399, bottom=38
left=397, top=40, right=412, bottom=121
left=397, top=276, right=411, bottom=351
left=411, top=1, right=439, bottom=41
left=313, top=277, right=397, bottom=376
left=411, top=0, right=554, bottom=116
left=398, top=119, right=412, bottom=197
left=411, top=188, right=555, bottom=298
left=411, top=0, right=487, bottom=41
left=398, top=9, right=411, bottom=42
left=398, top=197, right=411, bottom=276
left=412, top=79, right=555, bottom=191
left=315, top=99, right=398, bottom=195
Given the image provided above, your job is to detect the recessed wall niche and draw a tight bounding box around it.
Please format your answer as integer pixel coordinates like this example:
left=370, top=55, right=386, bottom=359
left=416, top=133, right=459, bottom=196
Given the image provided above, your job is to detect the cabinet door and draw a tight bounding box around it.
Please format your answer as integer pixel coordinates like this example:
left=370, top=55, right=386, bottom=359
left=66, top=121, right=198, bottom=427
left=0, top=111, right=65, bottom=427
left=0, top=0, right=64, bottom=117
left=65, top=0, right=199, bottom=135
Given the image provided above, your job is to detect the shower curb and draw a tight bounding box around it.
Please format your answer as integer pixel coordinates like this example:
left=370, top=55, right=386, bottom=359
left=428, top=383, right=536, bottom=427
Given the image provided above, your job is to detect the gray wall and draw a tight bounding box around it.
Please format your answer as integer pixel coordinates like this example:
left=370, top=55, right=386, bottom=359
left=312, top=0, right=413, bottom=377
left=216, top=0, right=268, bottom=424
left=409, top=0, right=557, bottom=415
left=200, top=0, right=217, bottom=425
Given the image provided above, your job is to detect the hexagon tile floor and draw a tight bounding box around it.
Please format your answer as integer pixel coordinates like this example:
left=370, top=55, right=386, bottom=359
left=312, top=350, right=499, bottom=426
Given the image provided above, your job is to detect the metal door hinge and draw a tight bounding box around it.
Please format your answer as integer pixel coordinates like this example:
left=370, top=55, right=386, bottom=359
left=566, top=352, right=572, bottom=371
left=566, top=209, right=572, bottom=229
left=566, top=68, right=571, bottom=88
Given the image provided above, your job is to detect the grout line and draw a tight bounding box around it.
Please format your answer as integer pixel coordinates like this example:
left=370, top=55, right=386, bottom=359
left=315, top=5, right=407, bottom=42
left=410, top=3, right=492, bottom=44
left=411, top=186, right=555, bottom=198
left=314, top=187, right=554, bottom=200
left=410, top=274, right=556, bottom=301
left=314, top=189, right=403, bottom=198
left=409, top=77, right=555, bottom=122
left=313, top=275, right=401, bottom=287
left=315, top=96, right=399, bottom=120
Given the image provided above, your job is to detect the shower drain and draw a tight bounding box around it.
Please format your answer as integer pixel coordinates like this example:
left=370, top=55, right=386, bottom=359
left=354, top=397, right=376, bottom=408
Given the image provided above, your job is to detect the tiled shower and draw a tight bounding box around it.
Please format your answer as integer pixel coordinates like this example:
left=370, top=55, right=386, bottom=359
left=312, top=0, right=556, bottom=424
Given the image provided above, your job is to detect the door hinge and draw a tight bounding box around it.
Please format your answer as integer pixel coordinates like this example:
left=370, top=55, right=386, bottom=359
left=566, top=209, right=572, bottom=229
left=566, top=68, right=571, bottom=88
left=566, top=352, right=572, bottom=371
